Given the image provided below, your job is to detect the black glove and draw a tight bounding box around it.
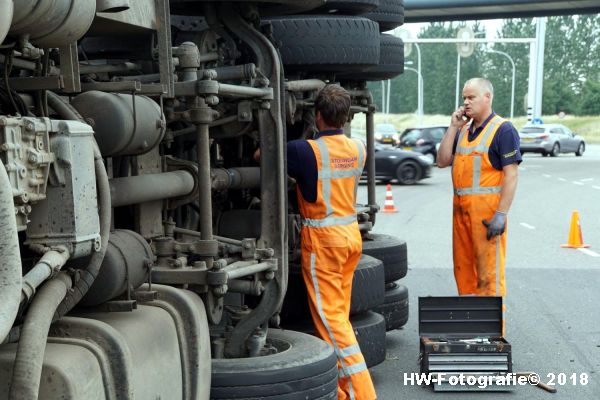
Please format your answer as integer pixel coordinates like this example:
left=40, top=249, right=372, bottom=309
left=482, top=211, right=507, bottom=240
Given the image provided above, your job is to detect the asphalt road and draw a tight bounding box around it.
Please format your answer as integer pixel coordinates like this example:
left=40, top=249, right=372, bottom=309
left=358, top=145, right=600, bottom=400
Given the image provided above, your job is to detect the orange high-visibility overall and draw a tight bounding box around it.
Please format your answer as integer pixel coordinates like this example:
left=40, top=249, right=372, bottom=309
left=298, top=134, right=376, bottom=400
left=452, top=115, right=507, bottom=301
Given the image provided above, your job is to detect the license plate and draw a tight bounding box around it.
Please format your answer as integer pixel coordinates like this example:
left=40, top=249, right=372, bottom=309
left=403, top=147, right=413, bottom=151
left=382, top=138, right=393, bottom=143
left=521, top=138, right=535, bottom=143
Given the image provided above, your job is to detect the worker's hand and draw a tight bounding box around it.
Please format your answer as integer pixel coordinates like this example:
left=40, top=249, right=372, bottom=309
left=482, top=211, right=507, bottom=240
left=450, top=106, right=468, bottom=129
left=253, top=148, right=261, bottom=162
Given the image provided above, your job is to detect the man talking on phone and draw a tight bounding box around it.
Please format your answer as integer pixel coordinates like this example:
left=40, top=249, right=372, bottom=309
left=437, top=78, right=521, bottom=322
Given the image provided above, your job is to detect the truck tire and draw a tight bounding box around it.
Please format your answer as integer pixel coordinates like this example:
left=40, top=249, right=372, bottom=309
left=350, top=254, right=385, bottom=315
left=310, top=0, right=379, bottom=15
left=211, top=329, right=338, bottom=399
left=264, top=16, right=380, bottom=71
left=338, top=33, right=404, bottom=81
left=351, top=311, right=387, bottom=368
left=281, top=254, right=384, bottom=322
left=362, top=234, right=408, bottom=282
left=281, top=312, right=387, bottom=369
left=364, top=0, right=404, bottom=31
left=372, top=281, right=409, bottom=331
left=171, top=0, right=325, bottom=17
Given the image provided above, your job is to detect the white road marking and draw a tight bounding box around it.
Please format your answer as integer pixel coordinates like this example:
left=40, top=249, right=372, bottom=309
left=520, top=223, right=535, bottom=230
left=542, top=174, right=552, bottom=178
left=580, top=178, right=594, bottom=182
left=573, top=181, right=584, bottom=185
left=593, top=186, right=600, bottom=190
left=578, top=248, right=600, bottom=258
left=558, top=178, right=567, bottom=182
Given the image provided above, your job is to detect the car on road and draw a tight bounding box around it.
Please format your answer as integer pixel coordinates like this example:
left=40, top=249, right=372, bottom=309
left=397, top=126, right=448, bottom=163
left=519, top=124, right=586, bottom=157
left=374, top=123, right=399, bottom=145
left=363, top=143, right=434, bottom=184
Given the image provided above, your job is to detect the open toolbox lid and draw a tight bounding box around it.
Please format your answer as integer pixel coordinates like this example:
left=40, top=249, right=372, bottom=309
left=419, top=296, right=503, bottom=339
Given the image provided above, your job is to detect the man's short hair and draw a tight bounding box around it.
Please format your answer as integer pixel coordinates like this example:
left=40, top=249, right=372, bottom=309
left=315, top=84, right=351, bottom=128
left=465, top=77, right=494, bottom=97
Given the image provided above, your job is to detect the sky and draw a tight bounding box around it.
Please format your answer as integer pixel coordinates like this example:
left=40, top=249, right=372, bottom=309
left=399, top=18, right=505, bottom=39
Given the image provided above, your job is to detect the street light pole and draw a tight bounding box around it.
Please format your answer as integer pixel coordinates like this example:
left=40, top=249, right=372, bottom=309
left=455, top=53, right=461, bottom=110
left=487, top=49, right=516, bottom=119
left=404, top=66, right=423, bottom=126
left=414, top=42, right=423, bottom=123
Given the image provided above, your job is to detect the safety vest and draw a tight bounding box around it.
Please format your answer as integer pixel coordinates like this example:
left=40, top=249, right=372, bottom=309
left=297, top=134, right=365, bottom=228
left=452, top=115, right=506, bottom=197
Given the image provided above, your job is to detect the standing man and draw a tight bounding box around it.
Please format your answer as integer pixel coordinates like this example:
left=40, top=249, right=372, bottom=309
left=437, top=78, right=521, bottom=305
left=287, top=84, right=377, bottom=400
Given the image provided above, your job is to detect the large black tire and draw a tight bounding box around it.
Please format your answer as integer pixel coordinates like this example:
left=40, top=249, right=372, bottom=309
left=361, top=233, right=407, bottom=283
left=338, top=33, right=404, bottom=81
left=372, top=281, right=409, bottom=331
left=350, top=254, right=385, bottom=315
left=284, top=312, right=387, bottom=369
left=310, top=0, right=379, bottom=15
left=364, top=0, right=404, bottom=32
left=171, top=0, right=325, bottom=17
left=575, top=142, right=585, bottom=156
left=351, top=311, right=387, bottom=368
left=281, top=255, right=385, bottom=321
left=265, top=16, right=380, bottom=71
left=211, top=329, right=338, bottom=399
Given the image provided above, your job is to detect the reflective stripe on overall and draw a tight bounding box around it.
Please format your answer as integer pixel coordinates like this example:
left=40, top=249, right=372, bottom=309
left=451, top=115, right=507, bottom=304
left=298, top=134, right=376, bottom=400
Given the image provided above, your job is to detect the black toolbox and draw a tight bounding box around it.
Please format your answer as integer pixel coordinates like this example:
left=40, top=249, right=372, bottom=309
left=418, top=296, right=512, bottom=391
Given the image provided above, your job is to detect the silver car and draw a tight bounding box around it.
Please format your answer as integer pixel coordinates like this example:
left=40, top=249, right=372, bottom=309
left=519, top=124, right=586, bottom=157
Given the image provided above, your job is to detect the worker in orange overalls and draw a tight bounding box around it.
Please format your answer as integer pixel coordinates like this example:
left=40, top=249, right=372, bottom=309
left=287, top=84, right=376, bottom=400
left=437, top=78, right=521, bottom=320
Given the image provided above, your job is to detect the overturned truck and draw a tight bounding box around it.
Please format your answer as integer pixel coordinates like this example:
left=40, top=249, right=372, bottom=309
left=0, top=1, right=407, bottom=398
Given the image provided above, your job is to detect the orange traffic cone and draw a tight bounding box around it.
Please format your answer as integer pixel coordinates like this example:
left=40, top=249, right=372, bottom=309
left=561, top=210, right=590, bottom=248
left=382, top=184, right=398, bottom=213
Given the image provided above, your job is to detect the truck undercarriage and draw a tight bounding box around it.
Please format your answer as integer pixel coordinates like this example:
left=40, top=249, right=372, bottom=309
left=0, top=1, right=406, bottom=398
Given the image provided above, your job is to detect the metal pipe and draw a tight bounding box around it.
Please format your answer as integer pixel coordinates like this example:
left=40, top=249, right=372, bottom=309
left=196, top=123, right=213, bottom=242
left=9, top=272, right=72, bottom=400
left=217, top=83, right=272, bottom=99
left=224, top=261, right=274, bottom=280
left=366, top=105, right=376, bottom=207
left=211, top=167, right=260, bottom=190
left=173, top=227, right=243, bottom=246
left=0, top=160, right=23, bottom=344
left=115, top=73, right=162, bottom=83
left=21, top=246, right=70, bottom=305
left=110, top=170, right=195, bottom=207
left=285, top=79, right=326, bottom=92
left=228, top=279, right=264, bottom=296
left=199, top=63, right=256, bottom=81
left=79, top=62, right=141, bottom=74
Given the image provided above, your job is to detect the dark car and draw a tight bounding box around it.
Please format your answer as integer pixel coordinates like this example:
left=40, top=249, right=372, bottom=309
left=398, top=126, right=448, bottom=163
left=374, top=123, right=399, bottom=145
left=362, top=143, right=434, bottom=184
